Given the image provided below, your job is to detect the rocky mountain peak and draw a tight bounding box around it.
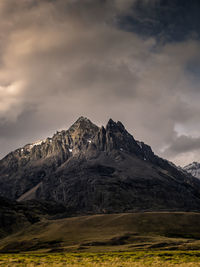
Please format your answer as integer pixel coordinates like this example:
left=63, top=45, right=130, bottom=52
left=106, top=118, right=115, bottom=128
left=67, top=116, right=99, bottom=146
left=1, top=117, right=200, bottom=213
left=184, top=162, right=200, bottom=171
left=106, top=119, right=125, bottom=133
left=71, top=116, right=95, bottom=127
left=185, top=162, right=199, bottom=168
left=68, top=116, right=98, bottom=134
left=183, top=161, right=200, bottom=180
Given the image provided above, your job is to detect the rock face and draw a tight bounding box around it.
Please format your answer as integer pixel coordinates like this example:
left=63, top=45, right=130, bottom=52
left=1, top=116, right=200, bottom=214
left=183, top=162, right=200, bottom=180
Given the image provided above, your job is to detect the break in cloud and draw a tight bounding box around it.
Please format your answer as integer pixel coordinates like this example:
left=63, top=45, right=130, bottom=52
left=1, top=0, right=200, bottom=166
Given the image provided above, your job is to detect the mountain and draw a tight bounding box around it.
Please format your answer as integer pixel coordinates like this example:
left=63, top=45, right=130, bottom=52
left=183, top=162, right=200, bottom=180
left=1, top=116, right=200, bottom=214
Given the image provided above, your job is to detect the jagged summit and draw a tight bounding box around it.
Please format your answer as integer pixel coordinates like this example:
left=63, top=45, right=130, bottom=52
left=76, top=116, right=89, bottom=122
left=106, top=119, right=125, bottom=132
left=106, top=118, right=116, bottom=127
left=68, top=116, right=99, bottom=133
left=7, top=117, right=126, bottom=156
left=1, top=117, right=200, bottom=213
left=71, top=116, right=96, bottom=127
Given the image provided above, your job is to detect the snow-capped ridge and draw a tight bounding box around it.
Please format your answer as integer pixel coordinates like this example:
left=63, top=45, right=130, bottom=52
left=183, top=161, right=200, bottom=180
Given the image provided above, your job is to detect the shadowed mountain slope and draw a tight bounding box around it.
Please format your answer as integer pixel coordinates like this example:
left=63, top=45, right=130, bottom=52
left=0, top=196, right=67, bottom=238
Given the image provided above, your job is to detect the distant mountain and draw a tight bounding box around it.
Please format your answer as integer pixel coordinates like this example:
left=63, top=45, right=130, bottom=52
left=1, top=116, right=200, bottom=213
left=183, top=162, right=200, bottom=180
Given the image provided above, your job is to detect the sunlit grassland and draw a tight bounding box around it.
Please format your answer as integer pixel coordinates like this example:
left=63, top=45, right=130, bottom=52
left=2, top=213, right=200, bottom=266
left=1, top=251, right=200, bottom=266
left=2, top=213, right=200, bottom=253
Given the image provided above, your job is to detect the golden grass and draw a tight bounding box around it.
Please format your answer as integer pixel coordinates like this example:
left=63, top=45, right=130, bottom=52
left=2, top=213, right=200, bottom=266
left=1, top=251, right=200, bottom=266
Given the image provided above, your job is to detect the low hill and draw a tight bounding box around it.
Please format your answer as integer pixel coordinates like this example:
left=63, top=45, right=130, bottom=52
left=1, top=212, right=200, bottom=253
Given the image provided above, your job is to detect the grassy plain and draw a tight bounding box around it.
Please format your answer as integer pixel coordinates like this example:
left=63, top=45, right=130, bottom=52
left=1, top=251, right=200, bottom=266
left=1, top=212, right=200, bottom=266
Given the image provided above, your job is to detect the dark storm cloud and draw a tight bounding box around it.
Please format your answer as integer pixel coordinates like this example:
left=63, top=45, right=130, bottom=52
left=1, top=0, right=200, bottom=166
left=119, top=0, right=200, bottom=42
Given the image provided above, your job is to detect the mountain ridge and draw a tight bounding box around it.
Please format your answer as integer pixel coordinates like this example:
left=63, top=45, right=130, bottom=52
left=1, top=117, right=200, bottom=214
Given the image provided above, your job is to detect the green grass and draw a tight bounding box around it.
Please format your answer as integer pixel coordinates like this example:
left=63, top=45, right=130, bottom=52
left=1, top=212, right=200, bottom=253
left=1, top=251, right=200, bottom=266
left=1, top=212, right=200, bottom=265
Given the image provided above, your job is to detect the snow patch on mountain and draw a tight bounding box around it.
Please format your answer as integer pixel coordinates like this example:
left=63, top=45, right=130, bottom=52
left=183, top=162, right=200, bottom=179
left=27, top=139, right=45, bottom=150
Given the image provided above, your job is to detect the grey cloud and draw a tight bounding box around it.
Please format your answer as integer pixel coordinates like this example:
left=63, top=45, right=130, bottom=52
left=161, top=135, right=200, bottom=167
left=0, top=0, right=200, bottom=168
left=165, top=135, right=200, bottom=155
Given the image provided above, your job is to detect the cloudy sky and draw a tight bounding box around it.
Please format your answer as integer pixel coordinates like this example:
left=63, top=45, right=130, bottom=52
left=1, top=0, right=200, bottom=166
